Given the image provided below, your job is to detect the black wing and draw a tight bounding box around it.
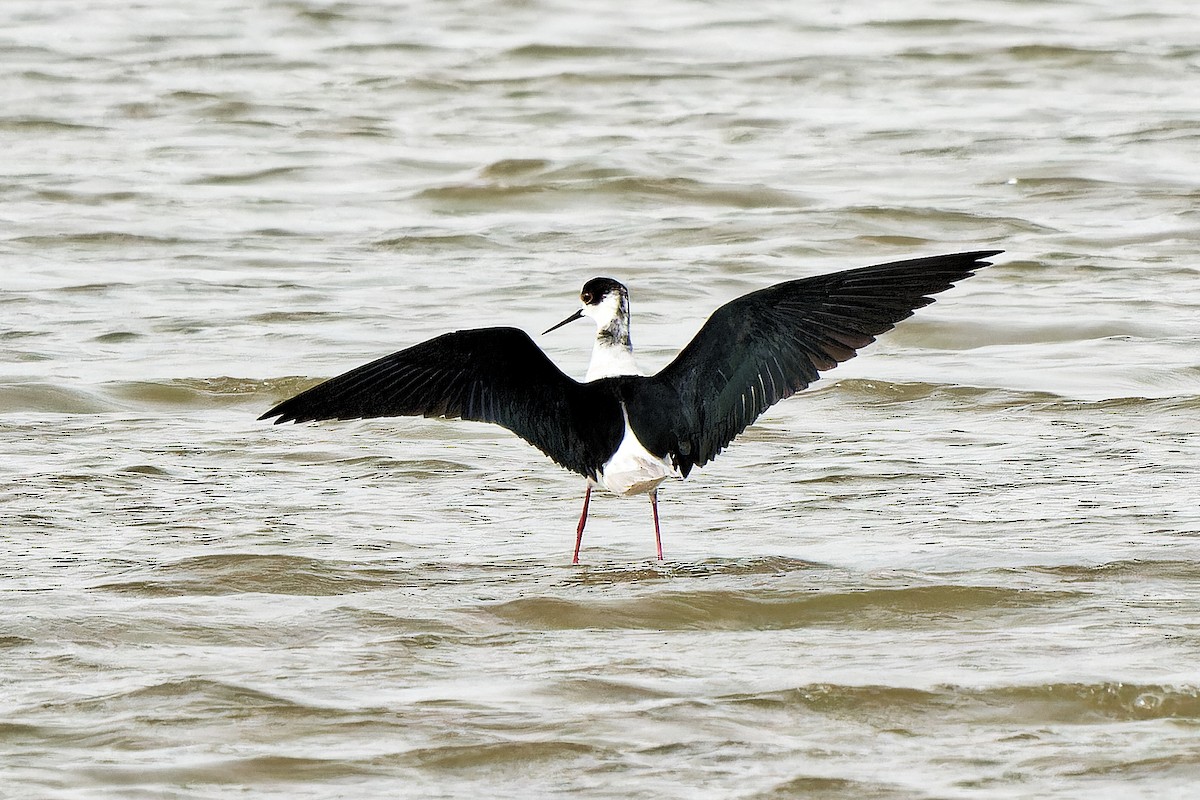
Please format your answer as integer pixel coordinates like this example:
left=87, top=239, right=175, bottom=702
left=624, top=251, right=1001, bottom=476
left=260, top=327, right=624, bottom=480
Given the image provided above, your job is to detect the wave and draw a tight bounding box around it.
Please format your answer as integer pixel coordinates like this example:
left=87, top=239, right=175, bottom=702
left=0, top=383, right=119, bottom=414
left=416, top=173, right=808, bottom=210
left=723, top=681, right=1200, bottom=723
left=823, top=380, right=1200, bottom=411
left=477, top=584, right=1077, bottom=631
left=72, top=755, right=376, bottom=786
left=96, top=553, right=407, bottom=597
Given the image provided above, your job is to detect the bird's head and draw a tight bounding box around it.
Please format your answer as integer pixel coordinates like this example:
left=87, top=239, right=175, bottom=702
left=543, top=277, right=629, bottom=335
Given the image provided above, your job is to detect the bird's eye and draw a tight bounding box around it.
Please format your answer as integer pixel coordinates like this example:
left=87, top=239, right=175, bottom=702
left=581, top=292, right=592, bottom=304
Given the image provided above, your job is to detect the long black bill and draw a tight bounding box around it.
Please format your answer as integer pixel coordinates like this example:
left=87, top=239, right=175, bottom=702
left=542, top=309, right=584, bottom=335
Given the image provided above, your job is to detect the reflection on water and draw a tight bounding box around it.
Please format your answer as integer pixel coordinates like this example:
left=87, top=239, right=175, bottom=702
left=3, top=0, right=1200, bottom=797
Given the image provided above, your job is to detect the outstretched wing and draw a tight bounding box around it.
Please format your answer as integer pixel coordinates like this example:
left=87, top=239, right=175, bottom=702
left=624, top=250, right=1000, bottom=476
left=260, top=327, right=624, bottom=480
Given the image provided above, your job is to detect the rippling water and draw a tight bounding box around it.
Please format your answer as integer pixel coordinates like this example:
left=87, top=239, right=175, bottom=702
left=3, top=1, right=1200, bottom=797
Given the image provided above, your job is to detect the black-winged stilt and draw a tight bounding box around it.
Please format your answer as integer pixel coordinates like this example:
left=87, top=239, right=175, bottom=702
left=261, top=250, right=1000, bottom=562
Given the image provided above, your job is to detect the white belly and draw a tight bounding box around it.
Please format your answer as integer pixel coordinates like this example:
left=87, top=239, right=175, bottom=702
left=596, top=407, right=681, bottom=497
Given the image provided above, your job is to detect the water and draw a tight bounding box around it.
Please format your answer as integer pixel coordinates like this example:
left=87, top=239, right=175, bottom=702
left=3, top=1, right=1200, bottom=797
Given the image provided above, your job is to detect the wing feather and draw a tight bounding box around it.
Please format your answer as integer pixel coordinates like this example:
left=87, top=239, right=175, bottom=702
left=260, top=327, right=624, bottom=479
left=625, top=251, right=1000, bottom=476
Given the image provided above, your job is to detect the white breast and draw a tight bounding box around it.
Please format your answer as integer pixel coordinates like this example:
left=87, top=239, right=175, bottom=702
left=585, top=341, right=641, bottom=381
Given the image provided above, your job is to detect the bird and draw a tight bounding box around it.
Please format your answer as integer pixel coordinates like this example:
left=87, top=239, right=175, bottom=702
left=260, top=250, right=1000, bottom=563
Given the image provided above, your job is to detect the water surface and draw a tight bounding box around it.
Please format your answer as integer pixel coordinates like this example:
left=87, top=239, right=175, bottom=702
left=2, top=1, right=1199, bottom=798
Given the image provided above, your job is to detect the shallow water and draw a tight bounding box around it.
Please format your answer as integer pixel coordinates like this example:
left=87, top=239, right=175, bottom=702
left=3, top=1, right=1200, bottom=798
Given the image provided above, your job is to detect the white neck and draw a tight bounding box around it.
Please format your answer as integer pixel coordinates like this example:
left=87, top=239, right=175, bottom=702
left=580, top=288, right=640, bottom=380
left=586, top=338, right=640, bottom=380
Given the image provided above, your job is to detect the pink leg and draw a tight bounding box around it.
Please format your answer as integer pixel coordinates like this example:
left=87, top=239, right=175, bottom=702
left=650, top=489, right=663, bottom=560
left=572, top=484, right=592, bottom=565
